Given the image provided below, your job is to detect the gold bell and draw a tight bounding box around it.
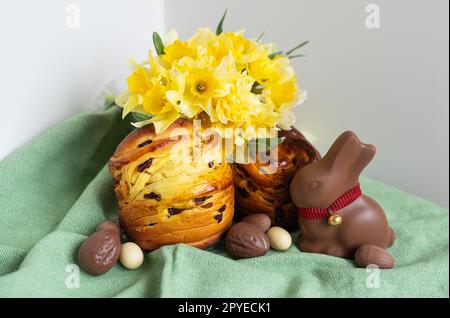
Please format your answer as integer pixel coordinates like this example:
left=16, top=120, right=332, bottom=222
left=327, top=210, right=342, bottom=226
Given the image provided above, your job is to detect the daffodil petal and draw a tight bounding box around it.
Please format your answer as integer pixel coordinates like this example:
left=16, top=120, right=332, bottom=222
left=278, top=110, right=296, bottom=130
left=131, top=118, right=153, bottom=128
left=115, top=90, right=131, bottom=108
left=150, top=111, right=180, bottom=133
left=214, top=55, right=234, bottom=79
left=180, top=101, right=202, bottom=118
left=200, top=98, right=213, bottom=119
left=169, top=69, right=185, bottom=92
left=165, top=90, right=182, bottom=106
left=167, top=90, right=202, bottom=118
left=188, top=27, right=216, bottom=49
left=164, top=28, right=179, bottom=46
left=296, top=89, right=307, bottom=105
left=132, top=105, right=150, bottom=115
left=216, top=101, right=229, bottom=124
left=181, top=96, right=202, bottom=118
left=128, top=59, right=146, bottom=71
left=122, top=94, right=140, bottom=119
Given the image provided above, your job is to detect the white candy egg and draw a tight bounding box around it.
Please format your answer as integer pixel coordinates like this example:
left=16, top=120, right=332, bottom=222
left=120, top=242, right=144, bottom=270
left=267, top=226, right=292, bottom=251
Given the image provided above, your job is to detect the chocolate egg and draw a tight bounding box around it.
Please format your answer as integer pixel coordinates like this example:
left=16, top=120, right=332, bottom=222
left=241, top=213, right=272, bottom=232
left=225, top=222, right=270, bottom=258
left=77, top=221, right=121, bottom=275
left=96, top=220, right=120, bottom=233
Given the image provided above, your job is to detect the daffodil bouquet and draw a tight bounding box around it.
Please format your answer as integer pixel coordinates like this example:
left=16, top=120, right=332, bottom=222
left=116, top=10, right=307, bottom=145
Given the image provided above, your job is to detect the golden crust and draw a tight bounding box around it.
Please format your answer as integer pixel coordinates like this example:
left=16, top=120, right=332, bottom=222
left=109, top=119, right=234, bottom=251
left=108, top=119, right=193, bottom=176
left=232, top=128, right=320, bottom=230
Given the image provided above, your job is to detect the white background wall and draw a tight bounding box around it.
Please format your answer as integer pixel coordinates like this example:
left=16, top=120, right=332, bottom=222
left=0, top=0, right=165, bottom=157
left=0, top=0, right=448, bottom=208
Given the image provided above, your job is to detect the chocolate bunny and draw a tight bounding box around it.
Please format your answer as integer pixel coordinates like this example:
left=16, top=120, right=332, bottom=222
left=290, top=131, right=395, bottom=268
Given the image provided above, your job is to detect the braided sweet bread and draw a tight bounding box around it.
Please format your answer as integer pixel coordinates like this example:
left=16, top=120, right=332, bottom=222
left=108, top=119, right=234, bottom=251
left=233, top=128, right=320, bottom=230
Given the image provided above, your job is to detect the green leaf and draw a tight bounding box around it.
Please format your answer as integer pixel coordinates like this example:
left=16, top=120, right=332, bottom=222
left=131, top=112, right=151, bottom=122
left=216, top=9, right=228, bottom=35
left=288, top=54, right=306, bottom=59
left=268, top=51, right=283, bottom=59
left=286, top=40, right=309, bottom=56
left=248, top=137, right=285, bottom=154
left=152, top=32, right=165, bottom=55
left=256, top=31, right=265, bottom=42
left=251, top=82, right=265, bottom=94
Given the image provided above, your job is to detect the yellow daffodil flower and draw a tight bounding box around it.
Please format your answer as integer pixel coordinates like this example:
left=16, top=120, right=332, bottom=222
left=127, top=68, right=151, bottom=95
left=264, top=77, right=298, bottom=109
left=165, top=69, right=202, bottom=118
left=116, top=27, right=303, bottom=144
left=162, top=40, right=195, bottom=68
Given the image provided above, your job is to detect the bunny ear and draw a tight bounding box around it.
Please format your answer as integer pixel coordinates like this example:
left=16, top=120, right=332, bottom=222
left=323, top=131, right=376, bottom=182
left=357, top=142, right=376, bottom=172
left=322, top=131, right=358, bottom=166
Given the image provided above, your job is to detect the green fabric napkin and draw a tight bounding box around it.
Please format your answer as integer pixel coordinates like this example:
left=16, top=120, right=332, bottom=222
left=0, top=106, right=448, bottom=298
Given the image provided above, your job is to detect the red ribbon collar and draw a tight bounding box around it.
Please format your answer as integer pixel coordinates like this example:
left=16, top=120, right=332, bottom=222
left=298, top=183, right=362, bottom=219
